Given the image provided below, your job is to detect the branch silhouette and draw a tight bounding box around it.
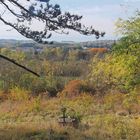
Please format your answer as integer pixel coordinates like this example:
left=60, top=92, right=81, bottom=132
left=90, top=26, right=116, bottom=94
left=0, top=54, right=40, bottom=77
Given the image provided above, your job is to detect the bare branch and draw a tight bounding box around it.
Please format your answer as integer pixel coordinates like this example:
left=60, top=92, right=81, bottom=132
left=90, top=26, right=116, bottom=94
left=0, top=0, right=105, bottom=43
left=0, top=54, right=40, bottom=77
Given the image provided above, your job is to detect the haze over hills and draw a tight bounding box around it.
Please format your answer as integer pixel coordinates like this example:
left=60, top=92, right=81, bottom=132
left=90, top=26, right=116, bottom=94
left=0, top=39, right=116, bottom=50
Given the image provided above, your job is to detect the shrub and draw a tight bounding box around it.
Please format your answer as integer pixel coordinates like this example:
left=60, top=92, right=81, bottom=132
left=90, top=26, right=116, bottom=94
left=103, top=93, right=125, bottom=112
left=58, top=80, right=91, bottom=98
left=122, top=91, right=140, bottom=114
left=0, top=90, right=8, bottom=100
left=29, top=96, right=41, bottom=112
left=9, top=86, right=30, bottom=101
left=88, top=53, right=139, bottom=95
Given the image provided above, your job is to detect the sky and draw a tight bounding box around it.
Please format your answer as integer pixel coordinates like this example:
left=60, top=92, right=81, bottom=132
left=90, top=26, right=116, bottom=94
left=0, top=0, right=140, bottom=42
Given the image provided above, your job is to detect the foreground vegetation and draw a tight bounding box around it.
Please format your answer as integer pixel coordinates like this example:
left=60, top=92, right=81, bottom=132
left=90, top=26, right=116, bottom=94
left=0, top=93, right=140, bottom=140
left=0, top=10, right=140, bottom=140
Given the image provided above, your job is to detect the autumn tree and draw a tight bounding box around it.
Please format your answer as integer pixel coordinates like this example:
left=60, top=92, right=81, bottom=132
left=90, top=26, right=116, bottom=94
left=89, top=11, right=140, bottom=94
left=114, top=10, right=140, bottom=54
left=114, top=10, right=140, bottom=89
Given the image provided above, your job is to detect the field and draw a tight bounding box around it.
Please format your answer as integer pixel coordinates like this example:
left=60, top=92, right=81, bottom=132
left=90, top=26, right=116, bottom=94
left=0, top=93, right=140, bottom=140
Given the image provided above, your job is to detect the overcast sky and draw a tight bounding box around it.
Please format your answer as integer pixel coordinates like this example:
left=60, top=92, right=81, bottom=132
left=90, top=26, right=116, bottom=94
left=0, top=0, right=140, bottom=42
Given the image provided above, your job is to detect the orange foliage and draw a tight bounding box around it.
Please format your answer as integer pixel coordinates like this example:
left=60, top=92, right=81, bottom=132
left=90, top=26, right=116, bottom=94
left=58, top=80, right=86, bottom=98
left=0, top=91, right=8, bottom=101
left=89, top=48, right=108, bottom=53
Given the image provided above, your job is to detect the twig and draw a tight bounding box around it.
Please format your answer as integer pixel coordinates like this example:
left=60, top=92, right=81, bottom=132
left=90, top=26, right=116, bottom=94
left=0, top=54, right=40, bottom=77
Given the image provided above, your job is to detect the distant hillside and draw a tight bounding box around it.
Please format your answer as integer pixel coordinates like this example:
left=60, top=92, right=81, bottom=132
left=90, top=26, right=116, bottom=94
left=79, top=40, right=116, bottom=49
left=0, top=39, right=116, bottom=50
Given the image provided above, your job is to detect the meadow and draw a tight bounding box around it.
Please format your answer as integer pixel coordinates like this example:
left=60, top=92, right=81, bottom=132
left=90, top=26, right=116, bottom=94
left=0, top=93, right=140, bottom=140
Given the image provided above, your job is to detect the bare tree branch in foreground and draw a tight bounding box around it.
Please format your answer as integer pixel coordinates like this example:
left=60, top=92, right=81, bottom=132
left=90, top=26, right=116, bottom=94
left=0, top=54, right=40, bottom=77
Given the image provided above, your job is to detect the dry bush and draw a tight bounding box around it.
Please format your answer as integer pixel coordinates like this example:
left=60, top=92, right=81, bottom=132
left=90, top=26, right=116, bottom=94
left=103, top=93, right=125, bottom=111
left=58, top=80, right=91, bottom=98
left=9, top=87, right=30, bottom=101
left=122, top=92, right=140, bottom=114
left=28, top=96, right=42, bottom=112
left=0, top=90, right=8, bottom=101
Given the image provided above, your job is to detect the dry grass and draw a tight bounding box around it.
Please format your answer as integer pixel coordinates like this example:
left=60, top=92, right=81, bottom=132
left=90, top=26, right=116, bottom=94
left=0, top=93, right=140, bottom=139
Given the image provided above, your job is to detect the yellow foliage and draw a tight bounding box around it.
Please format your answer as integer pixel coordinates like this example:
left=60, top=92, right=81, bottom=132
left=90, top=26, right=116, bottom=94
left=9, top=87, right=30, bottom=101
left=28, top=96, right=42, bottom=112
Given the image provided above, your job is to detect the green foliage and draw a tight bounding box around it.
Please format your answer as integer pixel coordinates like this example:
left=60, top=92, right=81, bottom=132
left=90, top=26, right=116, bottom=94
left=0, top=10, right=139, bottom=100
left=0, top=80, right=4, bottom=91
left=1, top=48, right=26, bottom=61
left=115, top=10, right=140, bottom=40
left=113, top=11, right=140, bottom=90
left=88, top=11, right=140, bottom=94
left=88, top=54, right=134, bottom=93
left=0, top=47, right=91, bottom=96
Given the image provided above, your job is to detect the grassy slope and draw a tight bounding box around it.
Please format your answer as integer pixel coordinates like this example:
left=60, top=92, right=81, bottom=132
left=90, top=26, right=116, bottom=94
left=0, top=94, right=140, bottom=140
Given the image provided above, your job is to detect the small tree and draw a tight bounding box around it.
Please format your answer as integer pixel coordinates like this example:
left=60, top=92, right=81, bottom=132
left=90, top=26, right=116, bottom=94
left=113, top=10, right=140, bottom=89
left=88, top=11, right=140, bottom=94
